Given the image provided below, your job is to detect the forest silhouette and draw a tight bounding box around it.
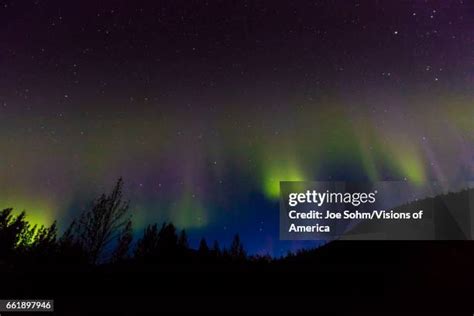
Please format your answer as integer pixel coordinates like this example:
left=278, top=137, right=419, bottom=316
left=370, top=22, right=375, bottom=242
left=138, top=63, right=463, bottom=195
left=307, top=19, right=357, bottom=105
left=0, top=178, right=256, bottom=267
left=1, top=179, right=474, bottom=314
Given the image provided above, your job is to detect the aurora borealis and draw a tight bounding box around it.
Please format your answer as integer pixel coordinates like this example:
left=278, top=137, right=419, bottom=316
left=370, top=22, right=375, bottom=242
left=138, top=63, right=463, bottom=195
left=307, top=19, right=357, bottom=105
left=1, top=0, right=473, bottom=255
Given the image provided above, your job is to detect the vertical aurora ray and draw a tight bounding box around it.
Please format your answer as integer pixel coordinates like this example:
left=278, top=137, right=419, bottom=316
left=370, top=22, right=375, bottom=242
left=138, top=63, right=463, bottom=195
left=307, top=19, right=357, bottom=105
left=1, top=0, right=473, bottom=255
left=390, top=147, right=426, bottom=185
left=1, top=96, right=473, bottom=234
left=261, top=158, right=306, bottom=199
left=171, top=191, right=208, bottom=229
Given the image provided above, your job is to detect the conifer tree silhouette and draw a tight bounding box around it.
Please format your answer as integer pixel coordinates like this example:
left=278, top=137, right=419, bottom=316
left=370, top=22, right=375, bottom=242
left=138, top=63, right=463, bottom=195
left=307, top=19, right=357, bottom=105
left=198, top=238, right=209, bottom=255
left=157, top=223, right=178, bottom=260
left=134, top=223, right=160, bottom=261
left=22, top=222, right=58, bottom=262
left=211, top=240, right=221, bottom=257
left=0, top=209, right=27, bottom=261
left=178, top=230, right=189, bottom=249
left=135, top=222, right=185, bottom=261
left=33, top=222, right=57, bottom=259
left=230, top=234, right=246, bottom=260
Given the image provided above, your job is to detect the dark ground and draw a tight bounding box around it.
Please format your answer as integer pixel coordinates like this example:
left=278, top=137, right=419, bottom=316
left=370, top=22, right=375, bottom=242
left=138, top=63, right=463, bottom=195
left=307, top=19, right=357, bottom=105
left=2, top=241, right=473, bottom=315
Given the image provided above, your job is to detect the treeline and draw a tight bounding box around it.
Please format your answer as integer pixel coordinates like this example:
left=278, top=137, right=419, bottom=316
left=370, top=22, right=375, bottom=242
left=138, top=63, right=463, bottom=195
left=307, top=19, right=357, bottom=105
left=0, top=179, right=270, bottom=266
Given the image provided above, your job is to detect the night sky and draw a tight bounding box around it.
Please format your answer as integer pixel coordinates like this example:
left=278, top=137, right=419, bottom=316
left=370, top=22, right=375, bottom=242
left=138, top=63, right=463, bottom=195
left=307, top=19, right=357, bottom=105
left=1, top=0, right=473, bottom=255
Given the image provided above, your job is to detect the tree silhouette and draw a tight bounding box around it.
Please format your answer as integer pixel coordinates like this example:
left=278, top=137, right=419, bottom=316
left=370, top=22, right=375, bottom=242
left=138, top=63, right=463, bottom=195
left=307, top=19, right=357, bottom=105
left=230, top=234, right=246, bottom=260
left=198, top=238, right=209, bottom=256
left=0, top=209, right=59, bottom=263
left=156, top=223, right=178, bottom=260
left=211, top=240, right=221, bottom=257
left=134, top=222, right=185, bottom=262
left=17, top=222, right=37, bottom=248
left=112, top=219, right=133, bottom=262
left=0, top=209, right=28, bottom=261
left=24, top=222, right=58, bottom=262
left=32, top=222, right=57, bottom=250
left=178, top=229, right=189, bottom=249
left=69, top=178, right=131, bottom=263
left=57, top=220, right=88, bottom=264
left=134, top=223, right=160, bottom=261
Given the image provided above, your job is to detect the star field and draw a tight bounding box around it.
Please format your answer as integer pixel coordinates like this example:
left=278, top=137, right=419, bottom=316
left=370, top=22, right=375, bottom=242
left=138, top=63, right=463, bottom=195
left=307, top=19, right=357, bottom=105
left=0, top=0, right=473, bottom=255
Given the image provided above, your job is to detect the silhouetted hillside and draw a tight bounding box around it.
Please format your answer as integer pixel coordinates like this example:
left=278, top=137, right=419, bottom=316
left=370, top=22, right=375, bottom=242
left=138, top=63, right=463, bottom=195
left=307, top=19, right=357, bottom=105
left=342, top=187, right=474, bottom=240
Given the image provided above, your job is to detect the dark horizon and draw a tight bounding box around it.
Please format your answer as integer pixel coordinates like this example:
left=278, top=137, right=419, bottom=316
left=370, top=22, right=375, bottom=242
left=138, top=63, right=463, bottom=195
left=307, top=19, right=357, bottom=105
left=2, top=178, right=473, bottom=259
